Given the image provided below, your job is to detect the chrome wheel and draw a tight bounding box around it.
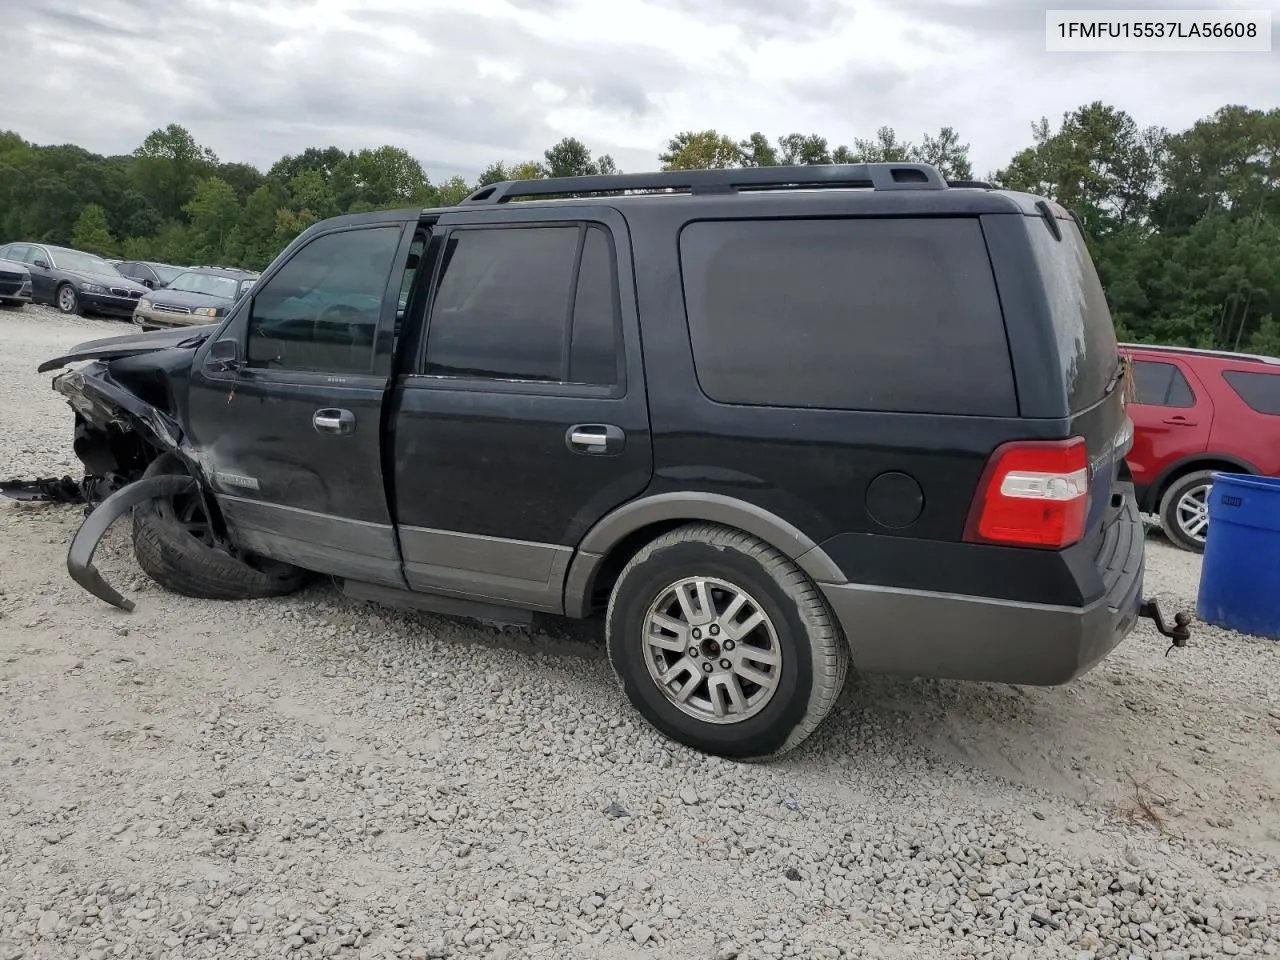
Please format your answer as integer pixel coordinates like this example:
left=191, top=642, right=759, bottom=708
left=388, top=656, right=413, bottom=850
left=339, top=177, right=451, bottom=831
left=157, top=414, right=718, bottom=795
left=1175, top=483, right=1211, bottom=544
left=642, top=576, right=782, bottom=724
left=57, top=286, right=77, bottom=312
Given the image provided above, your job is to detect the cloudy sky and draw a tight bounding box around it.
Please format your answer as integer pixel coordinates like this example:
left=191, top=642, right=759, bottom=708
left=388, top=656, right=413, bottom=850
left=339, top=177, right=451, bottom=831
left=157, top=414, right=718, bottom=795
left=4, top=0, right=1276, bottom=182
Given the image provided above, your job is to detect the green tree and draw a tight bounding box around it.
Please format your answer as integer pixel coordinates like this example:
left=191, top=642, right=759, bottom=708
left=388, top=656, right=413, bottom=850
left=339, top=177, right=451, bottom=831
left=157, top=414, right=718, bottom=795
left=776, top=133, right=831, bottom=165
left=132, top=124, right=218, bottom=221
left=660, top=130, right=743, bottom=170
left=71, top=203, right=116, bottom=256
left=912, top=127, right=975, bottom=180
left=183, top=177, right=241, bottom=263
left=852, top=126, right=914, bottom=163
left=738, top=132, right=779, bottom=167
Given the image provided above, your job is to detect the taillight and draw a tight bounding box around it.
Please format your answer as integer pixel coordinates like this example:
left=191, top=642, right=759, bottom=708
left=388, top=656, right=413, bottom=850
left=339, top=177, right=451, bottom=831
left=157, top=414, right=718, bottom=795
left=964, top=438, right=1089, bottom=549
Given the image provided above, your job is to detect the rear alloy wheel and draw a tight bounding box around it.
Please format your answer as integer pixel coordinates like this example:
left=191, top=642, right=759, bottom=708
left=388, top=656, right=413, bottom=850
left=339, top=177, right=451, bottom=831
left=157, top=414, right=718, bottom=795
left=1159, top=469, right=1217, bottom=553
left=606, top=523, right=849, bottom=761
left=56, top=284, right=80, bottom=315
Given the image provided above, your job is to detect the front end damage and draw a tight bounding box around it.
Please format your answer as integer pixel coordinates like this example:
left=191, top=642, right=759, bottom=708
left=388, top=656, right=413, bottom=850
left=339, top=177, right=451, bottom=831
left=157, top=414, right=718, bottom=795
left=4, top=326, right=225, bottom=611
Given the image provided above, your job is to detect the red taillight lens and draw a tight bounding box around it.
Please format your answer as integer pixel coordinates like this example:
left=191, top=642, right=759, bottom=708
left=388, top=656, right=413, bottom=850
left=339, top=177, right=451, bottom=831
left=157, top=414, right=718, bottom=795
left=964, top=438, right=1089, bottom=549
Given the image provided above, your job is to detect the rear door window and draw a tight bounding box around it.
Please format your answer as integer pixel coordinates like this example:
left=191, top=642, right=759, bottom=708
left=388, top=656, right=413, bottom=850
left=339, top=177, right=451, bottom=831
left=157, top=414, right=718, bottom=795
left=1222, top=370, right=1280, bottom=415
left=678, top=217, right=1016, bottom=416
left=1130, top=359, right=1195, bottom=407
left=1025, top=218, right=1120, bottom=412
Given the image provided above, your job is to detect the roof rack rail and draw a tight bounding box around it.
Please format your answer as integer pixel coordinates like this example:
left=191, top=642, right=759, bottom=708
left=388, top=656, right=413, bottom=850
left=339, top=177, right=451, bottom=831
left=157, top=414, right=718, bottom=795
left=1119, top=342, right=1280, bottom=366
left=462, top=162, right=949, bottom=205
left=945, top=179, right=995, bottom=189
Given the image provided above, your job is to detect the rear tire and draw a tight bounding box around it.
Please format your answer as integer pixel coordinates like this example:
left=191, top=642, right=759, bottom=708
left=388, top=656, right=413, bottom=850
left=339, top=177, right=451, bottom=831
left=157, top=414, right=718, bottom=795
left=605, top=523, right=849, bottom=761
left=1158, top=469, right=1216, bottom=553
left=132, top=455, right=308, bottom=600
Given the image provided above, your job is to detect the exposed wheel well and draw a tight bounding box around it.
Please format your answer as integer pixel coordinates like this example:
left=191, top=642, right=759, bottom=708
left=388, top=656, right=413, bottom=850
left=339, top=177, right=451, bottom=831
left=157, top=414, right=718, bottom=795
left=1148, top=458, right=1252, bottom=512
left=583, top=520, right=695, bottom=615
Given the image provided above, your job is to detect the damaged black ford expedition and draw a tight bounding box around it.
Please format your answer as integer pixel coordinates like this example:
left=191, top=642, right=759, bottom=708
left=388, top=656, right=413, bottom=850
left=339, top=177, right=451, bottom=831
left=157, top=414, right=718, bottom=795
left=32, top=164, right=1191, bottom=761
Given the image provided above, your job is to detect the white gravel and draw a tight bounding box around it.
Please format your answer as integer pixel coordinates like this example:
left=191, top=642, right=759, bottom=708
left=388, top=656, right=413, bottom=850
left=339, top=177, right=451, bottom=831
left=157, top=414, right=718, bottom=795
left=2, top=302, right=1278, bottom=960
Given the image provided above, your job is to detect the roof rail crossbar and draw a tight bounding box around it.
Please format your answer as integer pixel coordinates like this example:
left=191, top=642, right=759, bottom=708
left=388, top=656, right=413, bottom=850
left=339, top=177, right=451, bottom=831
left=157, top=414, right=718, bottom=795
left=462, top=163, right=948, bottom=205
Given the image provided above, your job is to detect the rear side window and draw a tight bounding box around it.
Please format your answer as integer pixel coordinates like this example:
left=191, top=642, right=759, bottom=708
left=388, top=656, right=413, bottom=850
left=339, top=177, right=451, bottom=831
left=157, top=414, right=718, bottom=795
left=678, top=217, right=1016, bottom=416
left=1222, top=370, right=1280, bottom=415
left=1026, top=218, right=1119, bottom=412
left=1130, top=359, right=1195, bottom=407
left=422, top=223, right=621, bottom=386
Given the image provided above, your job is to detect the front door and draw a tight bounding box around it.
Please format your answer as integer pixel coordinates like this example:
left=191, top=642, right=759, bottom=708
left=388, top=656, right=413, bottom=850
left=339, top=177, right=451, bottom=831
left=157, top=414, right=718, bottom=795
left=184, top=215, right=418, bottom=587
left=388, top=206, right=653, bottom=612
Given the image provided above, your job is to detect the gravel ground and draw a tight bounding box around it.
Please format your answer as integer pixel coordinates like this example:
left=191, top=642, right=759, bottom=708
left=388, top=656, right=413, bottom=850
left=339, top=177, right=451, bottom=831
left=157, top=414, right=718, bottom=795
left=1, top=302, right=1278, bottom=960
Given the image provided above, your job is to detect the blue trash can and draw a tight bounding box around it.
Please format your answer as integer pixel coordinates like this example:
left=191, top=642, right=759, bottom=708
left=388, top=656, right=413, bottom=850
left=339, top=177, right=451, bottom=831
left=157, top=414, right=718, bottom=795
left=1196, top=472, right=1280, bottom=640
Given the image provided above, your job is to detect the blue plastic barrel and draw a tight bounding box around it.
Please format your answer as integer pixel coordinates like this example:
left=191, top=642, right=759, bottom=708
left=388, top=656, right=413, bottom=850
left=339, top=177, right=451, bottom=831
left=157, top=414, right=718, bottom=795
left=1196, top=472, right=1280, bottom=640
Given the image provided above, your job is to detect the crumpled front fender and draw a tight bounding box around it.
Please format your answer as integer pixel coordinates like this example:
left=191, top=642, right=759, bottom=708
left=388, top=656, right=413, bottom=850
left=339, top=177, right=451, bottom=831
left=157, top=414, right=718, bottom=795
left=67, top=474, right=196, bottom=611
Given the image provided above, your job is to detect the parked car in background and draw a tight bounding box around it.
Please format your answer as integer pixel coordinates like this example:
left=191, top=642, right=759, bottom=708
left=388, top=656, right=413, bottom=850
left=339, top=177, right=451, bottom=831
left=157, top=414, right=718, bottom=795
left=132, top=267, right=259, bottom=329
left=0, top=255, right=33, bottom=307
left=114, top=260, right=186, bottom=290
left=0, top=242, right=149, bottom=318
left=1120, top=342, right=1280, bottom=552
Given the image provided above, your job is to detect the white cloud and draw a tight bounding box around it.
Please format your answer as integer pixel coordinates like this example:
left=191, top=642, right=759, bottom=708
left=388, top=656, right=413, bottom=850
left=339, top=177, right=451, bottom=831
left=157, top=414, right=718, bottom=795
left=2, top=0, right=1276, bottom=182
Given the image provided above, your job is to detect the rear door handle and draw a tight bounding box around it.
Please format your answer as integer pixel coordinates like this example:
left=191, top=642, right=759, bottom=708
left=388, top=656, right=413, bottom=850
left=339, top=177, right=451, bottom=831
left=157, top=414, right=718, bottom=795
left=566, top=423, right=625, bottom=455
left=313, top=408, right=355, bottom=436
left=1162, top=416, right=1195, bottom=426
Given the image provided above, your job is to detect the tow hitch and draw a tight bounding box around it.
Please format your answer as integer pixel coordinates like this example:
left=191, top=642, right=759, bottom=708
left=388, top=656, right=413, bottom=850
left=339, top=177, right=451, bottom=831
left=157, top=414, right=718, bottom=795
left=1139, top=598, right=1192, bottom=656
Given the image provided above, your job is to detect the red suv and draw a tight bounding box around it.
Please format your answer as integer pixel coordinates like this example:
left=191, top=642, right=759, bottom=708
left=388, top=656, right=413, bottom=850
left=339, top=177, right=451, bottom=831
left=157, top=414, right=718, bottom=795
left=1119, top=343, right=1280, bottom=552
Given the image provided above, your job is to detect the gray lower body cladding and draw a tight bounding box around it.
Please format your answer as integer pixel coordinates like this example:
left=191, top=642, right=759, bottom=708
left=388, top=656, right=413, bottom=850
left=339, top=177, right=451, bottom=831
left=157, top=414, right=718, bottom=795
left=818, top=498, right=1145, bottom=686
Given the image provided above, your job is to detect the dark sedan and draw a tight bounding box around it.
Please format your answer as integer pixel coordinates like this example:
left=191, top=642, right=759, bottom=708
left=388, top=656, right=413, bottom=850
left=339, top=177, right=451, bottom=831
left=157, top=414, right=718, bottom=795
left=0, top=256, right=33, bottom=307
left=0, top=242, right=150, bottom=318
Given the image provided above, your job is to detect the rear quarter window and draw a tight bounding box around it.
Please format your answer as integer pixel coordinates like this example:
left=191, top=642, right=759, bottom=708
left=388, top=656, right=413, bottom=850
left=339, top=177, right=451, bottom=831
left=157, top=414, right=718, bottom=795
left=1026, top=218, right=1119, bottom=413
left=678, top=217, right=1016, bottom=416
left=1222, top=369, right=1280, bottom=415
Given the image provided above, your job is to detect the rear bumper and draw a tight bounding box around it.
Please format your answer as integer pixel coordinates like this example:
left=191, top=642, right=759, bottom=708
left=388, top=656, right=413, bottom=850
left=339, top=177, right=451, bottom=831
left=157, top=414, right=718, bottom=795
left=820, top=498, right=1145, bottom=686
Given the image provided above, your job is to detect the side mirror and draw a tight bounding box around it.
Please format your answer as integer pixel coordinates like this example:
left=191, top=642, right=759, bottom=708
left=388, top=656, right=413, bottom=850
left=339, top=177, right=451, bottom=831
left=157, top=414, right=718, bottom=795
left=144, top=279, right=156, bottom=289
left=32, top=258, right=50, bottom=270
left=207, top=338, right=244, bottom=373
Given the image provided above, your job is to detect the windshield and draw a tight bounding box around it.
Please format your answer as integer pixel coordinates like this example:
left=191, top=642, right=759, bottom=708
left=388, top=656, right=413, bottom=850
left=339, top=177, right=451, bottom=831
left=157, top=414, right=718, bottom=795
left=57, top=250, right=121, bottom=276
left=167, top=272, right=240, bottom=298
left=153, top=264, right=184, bottom=285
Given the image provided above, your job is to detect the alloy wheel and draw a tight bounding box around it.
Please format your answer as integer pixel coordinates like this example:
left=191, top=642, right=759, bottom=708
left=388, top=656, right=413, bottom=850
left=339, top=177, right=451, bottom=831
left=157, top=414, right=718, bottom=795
left=642, top=576, right=782, bottom=724
left=1175, top=483, right=1211, bottom=545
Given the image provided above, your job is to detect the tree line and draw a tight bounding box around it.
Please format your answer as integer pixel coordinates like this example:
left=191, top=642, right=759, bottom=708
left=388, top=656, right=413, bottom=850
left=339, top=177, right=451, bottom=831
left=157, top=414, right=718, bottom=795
left=0, top=102, right=1276, bottom=355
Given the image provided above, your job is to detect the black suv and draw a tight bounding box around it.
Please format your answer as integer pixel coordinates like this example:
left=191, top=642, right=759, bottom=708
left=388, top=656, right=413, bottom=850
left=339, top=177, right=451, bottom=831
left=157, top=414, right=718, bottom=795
left=33, top=164, right=1189, bottom=760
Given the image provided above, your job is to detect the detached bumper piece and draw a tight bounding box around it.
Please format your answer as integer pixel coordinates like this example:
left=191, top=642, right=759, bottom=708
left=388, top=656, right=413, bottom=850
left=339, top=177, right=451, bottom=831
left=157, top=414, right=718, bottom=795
left=1138, top=598, right=1192, bottom=655
left=0, top=476, right=85, bottom=504
left=67, top=474, right=196, bottom=612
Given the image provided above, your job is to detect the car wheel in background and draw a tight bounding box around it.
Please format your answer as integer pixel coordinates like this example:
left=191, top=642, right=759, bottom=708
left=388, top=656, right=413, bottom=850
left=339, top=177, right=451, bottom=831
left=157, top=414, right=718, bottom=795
left=56, top=284, right=80, bottom=315
left=1159, top=469, right=1217, bottom=553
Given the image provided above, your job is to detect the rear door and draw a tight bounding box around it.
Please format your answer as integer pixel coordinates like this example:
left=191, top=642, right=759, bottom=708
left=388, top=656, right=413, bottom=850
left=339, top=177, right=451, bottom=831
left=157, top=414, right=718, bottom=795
left=184, top=215, right=418, bottom=587
left=1125, top=355, right=1212, bottom=488
left=387, top=205, right=653, bottom=612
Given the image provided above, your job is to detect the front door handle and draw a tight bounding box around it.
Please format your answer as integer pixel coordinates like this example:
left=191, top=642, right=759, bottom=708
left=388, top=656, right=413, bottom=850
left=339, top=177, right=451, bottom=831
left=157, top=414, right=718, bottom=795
left=566, top=423, right=625, bottom=455
left=313, top=408, right=355, bottom=436
left=1162, top=416, right=1195, bottom=426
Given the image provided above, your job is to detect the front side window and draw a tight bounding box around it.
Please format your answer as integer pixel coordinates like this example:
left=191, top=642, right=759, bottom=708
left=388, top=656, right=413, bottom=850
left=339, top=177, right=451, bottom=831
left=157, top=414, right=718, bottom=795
left=246, top=226, right=403, bottom=374
left=1222, top=369, right=1280, bottom=415
left=422, top=223, right=621, bottom=386
left=1130, top=359, right=1196, bottom=407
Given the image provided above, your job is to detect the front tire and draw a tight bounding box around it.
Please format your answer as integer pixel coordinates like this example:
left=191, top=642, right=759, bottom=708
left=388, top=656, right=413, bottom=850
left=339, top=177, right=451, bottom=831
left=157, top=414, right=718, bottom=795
left=605, top=523, right=849, bottom=761
left=1159, top=469, right=1216, bottom=553
left=132, top=455, right=309, bottom=600
left=56, top=283, right=81, bottom=315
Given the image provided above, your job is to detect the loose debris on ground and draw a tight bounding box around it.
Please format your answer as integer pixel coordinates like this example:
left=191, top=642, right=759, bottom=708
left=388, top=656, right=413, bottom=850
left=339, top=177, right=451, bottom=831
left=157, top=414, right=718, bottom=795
left=1, top=303, right=1278, bottom=959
